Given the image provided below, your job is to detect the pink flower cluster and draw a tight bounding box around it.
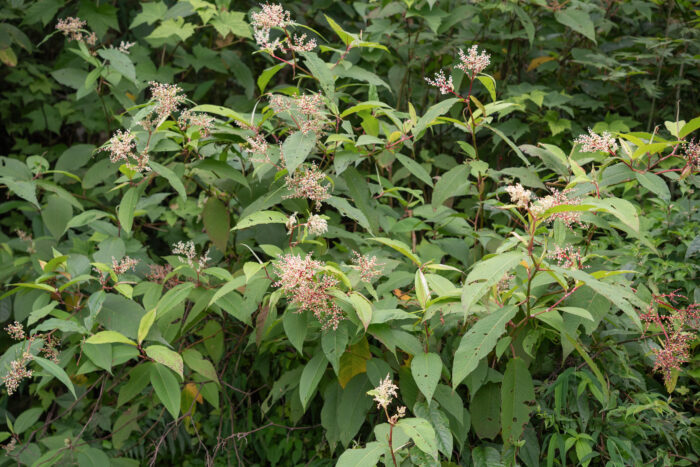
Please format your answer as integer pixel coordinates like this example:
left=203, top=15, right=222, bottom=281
left=531, top=189, right=584, bottom=229
left=273, top=253, right=343, bottom=330
left=251, top=3, right=316, bottom=54
left=456, top=45, right=492, bottom=76
left=56, top=17, right=97, bottom=45
left=425, top=44, right=490, bottom=94
left=149, top=82, right=187, bottom=121
left=112, top=256, right=139, bottom=274
left=172, top=241, right=210, bottom=271
left=640, top=292, right=699, bottom=384
left=547, top=245, right=585, bottom=269
left=574, top=129, right=618, bottom=153
left=105, top=129, right=150, bottom=172
left=270, top=93, right=327, bottom=135
left=350, top=251, right=383, bottom=283
left=179, top=110, right=215, bottom=138
left=283, top=164, right=331, bottom=210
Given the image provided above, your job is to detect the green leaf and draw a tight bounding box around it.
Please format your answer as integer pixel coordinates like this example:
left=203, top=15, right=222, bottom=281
left=182, top=349, right=219, bottom=383
left=33, top=356, right=77, bottom=399
left=83, top=343, right=112, bottom=373
left=477, top=75, right=497, bottom=102
left=233, top=210, right=288, bottom=230
left=462, top=252, right=524, bottom=314
left=411, top=352, right=442, bottom=404
left=257, top=63, right=286, bottom=93
left=501, top=357, right=535, bottom=445
left=413, top=402, right=453, bottom=458
left=635, top=172, right=670, bottom=201
left=471, top=383, right=501, bottom=440
left=150, top=161, right=187, bottom=202
left=85, top=331, right=137, bottom=346
left=679, top=116, right=700, bottom=138
left=42, top=194, right=72, bottom=239
left=554, top=8, right=596, bottom=43
left=283, top=310, right=308, bottom=355
left=414, top=269, right=431, bottom=309
left=302, top=52, right=336, bottom=102
left=370, top=237, right=421, bottom=267
left=147, top=18, right=194, bottom=42
left=150, top=363, right=181, bottom=420
left=145, top=345, right=184, bottom=379
left=97, top=49, right=135, bottom=82
left=432, top=164, right=469, bottom=208
left=395, top=154, right=433, bottom=187
left=452, top=306, right=518, bottom=388
left=13, top=407, right=43, bottom=434
left=202, top=197, right=230, bottom=252
left=322, top=325, right=348, bottom=376
left=336, top=442, right=384, bottom=467
left=349, top=292, right=373, bottom=331
left=397, top=417, right=439, bottom=459
left=413, top=98, right=460, bottom=137
left=117, top=187, right=139, bottom=235
left=282, top=131, right=317, bottom=176
left=483, top=123, right=530, bottom=166
left=299, top=352, right=327, bottom=411
left=137, top=309, right=156, bottom=345
left=156, top=282, right=194, bottom=316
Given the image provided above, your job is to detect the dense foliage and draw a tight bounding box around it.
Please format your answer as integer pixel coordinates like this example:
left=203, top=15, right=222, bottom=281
left=1, top=0, right=699, bottom=465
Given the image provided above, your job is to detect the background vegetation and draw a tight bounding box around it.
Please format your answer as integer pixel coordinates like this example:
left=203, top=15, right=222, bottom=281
left=0, top=0, right=698, bottom=465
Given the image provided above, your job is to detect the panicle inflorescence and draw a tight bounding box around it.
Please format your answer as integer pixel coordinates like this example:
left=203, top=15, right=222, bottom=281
left=531, top=189, right=584, bottom=228
left=424, top=70, right=454, bottom=95
left=456, top=45, right=491, bottom=76
left=684, top=141, right=700, bottom=171
left=6, top=321, right=25, bottom=340
left=307, top=214, right=328, bottom=235
left=112, top=256, right=140, bottom=274
left=146, top=264, right=178, bottom=289
left=179, top=110, right=215, bottom=138
left=105, top=129, right=150, bottom=173
left=547, top=245, right=585, bottom=269
left=273, top=253, right=343, bottom=330
left=149, top=82, right=186, bottom=121
left=172, top=241, right=210, bottom=271
left=270, top=93, right=327, bottom=135
left=505, top=183, right=532, bottom=210
left=371, top=374, right=398, bottom=409
left=640, top=292, right=699, bottom=384
left=251, top=4, right=316, bottom=54
left=56, top=17, right=96, bottom=45
left=350, top=251, right=383, bottom=283
left=574, top=128, right=618, bottom=153
left=284, top=164, right=331, bottom=210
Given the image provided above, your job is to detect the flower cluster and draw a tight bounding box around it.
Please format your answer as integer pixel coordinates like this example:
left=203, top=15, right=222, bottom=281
left=456, top=45, right=492, bottom=76
left=640, top=292, right=699, bottom=384
left=497, top=273, right=514, bottom=293
left=6, top=321, right=25, bottom=340
left=56, top=17, right=97, bottom=45
left=574, top=129, right=618, bottom=153
left=505, top=185, right=583, bottom=228
left=283, top=164, right=331, bottom=210
left=547, top=245, right=585, bottom=269
left=112, top=256, right=139, bottom=274
left=270, top=93, right=327, bottom=135
left=251, top=3, right=315, bottom=54
left=146, top=264, right=178, bottom=289
left=350, top=251, right=383, bottom=283
left=368, top=374, right=406, bottom=424
left=179, top=110, right=215, bottom=138
left=684, top=141, right=700, bottom=171
left=505, top=183, right=532, bottom=210
left=115, top=41, right=135, bottom=54
left=425, top=44, right=490, bottom=94
left=149, top=82, right=187, bottom=121
left=531, top=189, right=584, bottom=228
left=172, top=241, right=210, bottom=271
left=105, top=129, right=150, bottom=172
left=307, top=214, right=328, bottom=235
left=425, top=70, right=454, bottom=95
left=273, top=253, right=343, bottom=330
